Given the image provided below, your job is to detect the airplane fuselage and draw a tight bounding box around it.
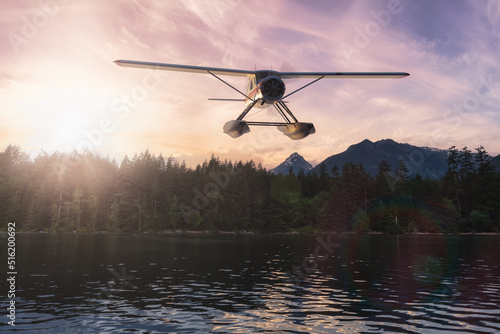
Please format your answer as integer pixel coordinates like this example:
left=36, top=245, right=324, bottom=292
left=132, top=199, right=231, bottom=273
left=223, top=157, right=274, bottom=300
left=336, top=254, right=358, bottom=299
left=245, top=71, right=286, bottom=108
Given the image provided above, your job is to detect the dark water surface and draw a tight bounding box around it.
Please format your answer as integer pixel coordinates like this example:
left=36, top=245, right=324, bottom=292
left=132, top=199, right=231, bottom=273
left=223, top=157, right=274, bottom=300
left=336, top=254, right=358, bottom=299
left=1, top=233, right=500, bottom=333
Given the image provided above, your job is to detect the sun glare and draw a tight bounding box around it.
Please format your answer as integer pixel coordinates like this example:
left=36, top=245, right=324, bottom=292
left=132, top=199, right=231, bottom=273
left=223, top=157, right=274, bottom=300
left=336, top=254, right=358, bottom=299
left=47, top=115, right=86, bottom=151
left=24, top=87, right=109, bottom=153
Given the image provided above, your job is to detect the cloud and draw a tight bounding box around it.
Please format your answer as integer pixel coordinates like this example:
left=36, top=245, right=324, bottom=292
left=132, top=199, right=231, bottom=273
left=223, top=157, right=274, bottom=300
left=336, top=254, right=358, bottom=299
left=1, top=0, right=499, bottom=168
left=118, top=27, right=150, bottom=49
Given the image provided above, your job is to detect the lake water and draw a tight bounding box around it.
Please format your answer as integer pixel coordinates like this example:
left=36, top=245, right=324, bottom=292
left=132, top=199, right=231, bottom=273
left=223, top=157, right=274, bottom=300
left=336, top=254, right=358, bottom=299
left=2, top=233, right=500, bottom=333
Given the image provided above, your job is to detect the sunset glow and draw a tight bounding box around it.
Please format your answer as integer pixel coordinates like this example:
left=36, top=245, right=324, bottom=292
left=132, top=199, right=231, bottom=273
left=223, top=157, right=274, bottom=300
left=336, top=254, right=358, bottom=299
left=2, top=0, right=500, bottom=167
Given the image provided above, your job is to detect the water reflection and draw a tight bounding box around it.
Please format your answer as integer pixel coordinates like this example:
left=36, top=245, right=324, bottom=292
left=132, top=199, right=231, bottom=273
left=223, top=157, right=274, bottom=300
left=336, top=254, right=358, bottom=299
left=2, top=233, right=500, bottom=333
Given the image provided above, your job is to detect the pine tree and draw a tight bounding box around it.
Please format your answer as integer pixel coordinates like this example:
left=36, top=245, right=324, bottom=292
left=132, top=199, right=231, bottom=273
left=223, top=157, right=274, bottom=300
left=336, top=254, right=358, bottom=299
left=71, top=189, right=83, bottom=232
left=375, top=160, right=392, bottom=195
left=168, top=195, right=181, bottom=231
left=473, top=146, right=498, bottom=229
left=459, top=147, right=476, bottom=217
left=331, top=165, right=340, bottom=179
left=444, top=146, right=461, bottom=221
left=395, top=159, right=409, bottom=194
left=2, top=143, right=499, bottom=234
left=446, top=146, right=460, bottom=174
left=459, top=147, right=475, bottom=181
left=319, top=162, right=328, bottom=178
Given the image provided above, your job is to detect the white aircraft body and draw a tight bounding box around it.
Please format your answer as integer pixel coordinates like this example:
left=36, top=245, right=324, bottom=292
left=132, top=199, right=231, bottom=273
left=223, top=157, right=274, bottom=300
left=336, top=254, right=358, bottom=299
left=114, top=59, right=409, bottom=140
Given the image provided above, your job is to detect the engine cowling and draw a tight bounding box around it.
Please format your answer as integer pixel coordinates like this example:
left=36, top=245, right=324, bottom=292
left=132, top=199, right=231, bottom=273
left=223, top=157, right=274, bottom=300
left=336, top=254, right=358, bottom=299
left=259, top=76, right=285, bottom=102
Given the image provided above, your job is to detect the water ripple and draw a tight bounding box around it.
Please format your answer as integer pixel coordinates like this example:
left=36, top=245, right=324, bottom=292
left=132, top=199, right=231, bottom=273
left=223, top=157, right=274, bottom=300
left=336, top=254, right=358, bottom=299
left=5, top=234, right=500, bottom=333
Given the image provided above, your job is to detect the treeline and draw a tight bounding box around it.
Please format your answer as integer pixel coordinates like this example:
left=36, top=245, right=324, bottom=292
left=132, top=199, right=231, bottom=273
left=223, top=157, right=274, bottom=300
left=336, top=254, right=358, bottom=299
left=0, top=144, right=499, bottom=234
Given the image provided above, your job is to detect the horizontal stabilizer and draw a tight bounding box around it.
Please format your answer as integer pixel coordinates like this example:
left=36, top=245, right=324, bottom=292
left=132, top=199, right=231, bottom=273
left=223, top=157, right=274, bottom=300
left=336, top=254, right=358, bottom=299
left=208, top=98, right=246, bottom=102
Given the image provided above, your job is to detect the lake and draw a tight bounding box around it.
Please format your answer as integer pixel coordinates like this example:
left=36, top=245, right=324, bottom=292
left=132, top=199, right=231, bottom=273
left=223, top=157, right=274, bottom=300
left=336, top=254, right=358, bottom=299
left=1, top=233, right=500, bottom=333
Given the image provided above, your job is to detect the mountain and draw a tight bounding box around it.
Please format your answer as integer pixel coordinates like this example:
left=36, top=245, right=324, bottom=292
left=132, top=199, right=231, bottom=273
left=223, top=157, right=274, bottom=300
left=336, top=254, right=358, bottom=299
left=492, top=154, right=500, bottom=174
left=270, top=152, right=313, bottom=175
left=310, top=139, right=449, bottom=179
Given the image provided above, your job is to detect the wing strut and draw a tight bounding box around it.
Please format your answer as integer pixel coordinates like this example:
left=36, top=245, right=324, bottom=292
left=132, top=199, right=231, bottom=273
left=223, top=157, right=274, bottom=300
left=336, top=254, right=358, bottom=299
left=283, top=76, right=325, bottom=99
left=207, top=71, right=254, bottom=102
left=236, top=100, right=259, bottom=121
left=273, top=101, right=299, bottom=123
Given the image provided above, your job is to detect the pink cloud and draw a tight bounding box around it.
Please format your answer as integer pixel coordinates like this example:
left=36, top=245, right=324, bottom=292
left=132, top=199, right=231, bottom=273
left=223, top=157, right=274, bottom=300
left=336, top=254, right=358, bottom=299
left=1, top=0, right=499, bottom=168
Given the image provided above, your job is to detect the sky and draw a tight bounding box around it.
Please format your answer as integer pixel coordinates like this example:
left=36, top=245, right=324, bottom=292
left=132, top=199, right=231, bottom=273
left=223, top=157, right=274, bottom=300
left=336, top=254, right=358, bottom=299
left=1, top=0, right=500, bottom=168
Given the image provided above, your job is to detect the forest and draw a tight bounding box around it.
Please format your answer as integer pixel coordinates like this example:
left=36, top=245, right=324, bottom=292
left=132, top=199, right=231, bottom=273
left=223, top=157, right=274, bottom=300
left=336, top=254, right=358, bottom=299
left=0, top=144, right=499, bottom=234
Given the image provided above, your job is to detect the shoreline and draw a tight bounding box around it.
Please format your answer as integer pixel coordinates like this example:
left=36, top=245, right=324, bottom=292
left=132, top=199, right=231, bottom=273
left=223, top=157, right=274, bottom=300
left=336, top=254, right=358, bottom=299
left=2, top=230, right=500, bottom=236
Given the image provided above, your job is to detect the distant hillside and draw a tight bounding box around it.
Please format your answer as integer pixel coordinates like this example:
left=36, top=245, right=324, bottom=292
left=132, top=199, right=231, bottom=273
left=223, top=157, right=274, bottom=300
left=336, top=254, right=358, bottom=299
left=310, top=139, right=449, bottom=179
left=492, top=154, right=500, bottom=174
left=270, top=152, right=313, bottom=175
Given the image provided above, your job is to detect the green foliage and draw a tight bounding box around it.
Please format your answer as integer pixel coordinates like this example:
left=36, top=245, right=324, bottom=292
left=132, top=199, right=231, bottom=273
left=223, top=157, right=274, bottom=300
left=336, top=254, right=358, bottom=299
left=1, top=144, right=499, bottom=234
left=467, top=210, right=493, bottom=232
left=352, top=209, right=370, bottom=233
left=292, top=225, right=317, bottom=234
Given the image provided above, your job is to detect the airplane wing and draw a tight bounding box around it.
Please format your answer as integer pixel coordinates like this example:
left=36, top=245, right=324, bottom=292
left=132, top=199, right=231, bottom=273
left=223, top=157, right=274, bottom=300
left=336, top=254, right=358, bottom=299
left=114, top=60, right=409, bottom=79
left=279, top=72, right=409, bottom=79
left=114, top=60, right=253, bottom=77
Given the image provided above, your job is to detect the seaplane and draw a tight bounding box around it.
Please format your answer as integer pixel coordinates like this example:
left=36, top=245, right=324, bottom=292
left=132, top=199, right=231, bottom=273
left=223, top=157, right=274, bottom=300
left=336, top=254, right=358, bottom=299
left=114, top=59, right=409, bottom=140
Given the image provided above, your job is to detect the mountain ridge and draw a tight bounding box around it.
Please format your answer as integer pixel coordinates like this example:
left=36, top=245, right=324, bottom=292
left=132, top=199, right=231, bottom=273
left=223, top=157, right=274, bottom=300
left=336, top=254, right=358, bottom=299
left=314, top=138, right=449, bottom=178
left=272, top=139, right=449, bottom=179
left=270, top=152, right=313, bottom=175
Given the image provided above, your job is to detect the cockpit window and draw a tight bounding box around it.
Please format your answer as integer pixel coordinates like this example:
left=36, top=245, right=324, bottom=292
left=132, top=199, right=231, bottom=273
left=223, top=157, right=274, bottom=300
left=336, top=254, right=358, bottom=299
left=247, top=76, right=256, bottom=92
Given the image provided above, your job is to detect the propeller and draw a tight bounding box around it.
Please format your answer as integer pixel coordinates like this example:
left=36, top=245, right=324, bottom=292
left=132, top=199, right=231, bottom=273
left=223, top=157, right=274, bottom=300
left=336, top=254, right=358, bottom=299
left=262, top=78, right=285, bottom=98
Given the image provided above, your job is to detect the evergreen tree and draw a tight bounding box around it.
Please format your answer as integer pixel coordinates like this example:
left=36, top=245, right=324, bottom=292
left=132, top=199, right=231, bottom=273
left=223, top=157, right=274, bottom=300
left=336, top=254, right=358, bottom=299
left=395, top=159, right=409, bottom=194
left=375, top=160, right=392, bottom=195
left=459, top=147, right=475, bottom=180
left=319, top=162, right=328, bottom=178
left=331, top=165, right=340, bottom=179
left=444, top=146, right=461, bottom=221
left=459, top=147, right=476, bottom=218
left=473, top=146, right=499, bottom=229
left=168, top=195, right=181, bottom=231
left=446, top=146, right=460, bottom=174
left=1, top=144, right=499, bottom=234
